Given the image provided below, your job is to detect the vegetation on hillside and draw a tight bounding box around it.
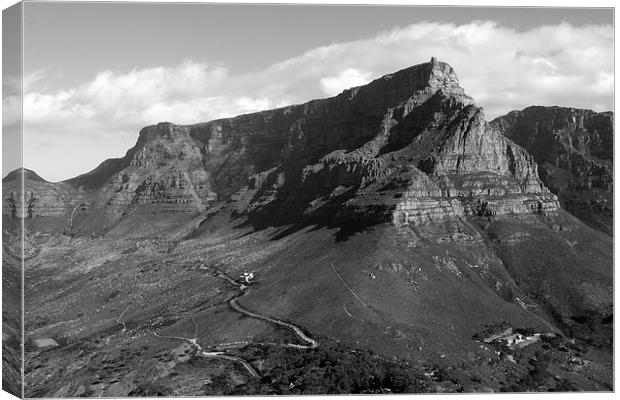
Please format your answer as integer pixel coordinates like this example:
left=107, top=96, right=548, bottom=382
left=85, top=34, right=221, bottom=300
left=204, top=339, right=432, bottom=395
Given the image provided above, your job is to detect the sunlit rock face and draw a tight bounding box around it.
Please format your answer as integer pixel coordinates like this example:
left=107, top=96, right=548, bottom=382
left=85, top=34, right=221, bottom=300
left=2, top=169, right=68, bottom=219
left=217, top=57, right=559, bottom=227
left=5, top=58, right=560, bottom=233
left=492, top=106, right=613, bottom=235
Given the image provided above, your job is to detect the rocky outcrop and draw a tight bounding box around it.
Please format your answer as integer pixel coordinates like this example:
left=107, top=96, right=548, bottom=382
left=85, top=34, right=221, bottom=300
left=228, top=58, right=559, bottom=226
left=2, top=169, right=68, bottom=219
left=5, top=58, right=560, bottom=234
left=491, top=107, right=613, bottom=235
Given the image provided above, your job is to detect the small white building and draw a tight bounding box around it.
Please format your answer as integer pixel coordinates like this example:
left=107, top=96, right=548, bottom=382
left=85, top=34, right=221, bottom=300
left=241, top=272, right=254, bottom=284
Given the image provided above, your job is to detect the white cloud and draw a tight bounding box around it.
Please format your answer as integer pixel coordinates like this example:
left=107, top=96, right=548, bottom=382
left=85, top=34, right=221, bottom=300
left=9, top=21, right=613, bottom=181
left=320, top=68, right=373, bottom=96
left=234, top=97, right=274, bottom=113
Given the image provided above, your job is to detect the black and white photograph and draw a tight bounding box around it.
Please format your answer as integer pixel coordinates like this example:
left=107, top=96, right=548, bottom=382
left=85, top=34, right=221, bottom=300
left=1, top=1, right=615, bottom=397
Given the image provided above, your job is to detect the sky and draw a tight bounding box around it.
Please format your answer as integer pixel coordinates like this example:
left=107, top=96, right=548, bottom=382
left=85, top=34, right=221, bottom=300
left=2, top=2, right=614, bottom=182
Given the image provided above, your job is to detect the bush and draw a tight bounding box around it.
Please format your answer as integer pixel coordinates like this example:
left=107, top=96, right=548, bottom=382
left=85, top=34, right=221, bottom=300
left=243, top=339, right=430, bottom=394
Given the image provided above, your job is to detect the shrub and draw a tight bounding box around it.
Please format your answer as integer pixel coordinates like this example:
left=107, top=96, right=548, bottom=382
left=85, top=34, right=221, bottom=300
left=242, top=339, right=430, bottom=394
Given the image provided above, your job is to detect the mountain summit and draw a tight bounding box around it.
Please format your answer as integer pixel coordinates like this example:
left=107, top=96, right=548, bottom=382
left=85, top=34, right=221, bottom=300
left=491, top=106, right=613, bottom=235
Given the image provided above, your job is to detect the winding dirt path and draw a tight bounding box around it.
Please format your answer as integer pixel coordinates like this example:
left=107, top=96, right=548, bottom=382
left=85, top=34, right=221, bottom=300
left=152, top=332, right=199, bottom=345
left=229, top=298, right=318, bottom=348
left=201, top=263, right=319, bottom=348
left=105, top=292, right=145, bottom=344
left=150, top=263, right=319, bottom=379
left=201, top=351, right=260, bottom=378
left=154, top=320, right=262, bottom=378
left=330, top=263, right=367, bottom=307
left=116, top=305, right=131, bottom=332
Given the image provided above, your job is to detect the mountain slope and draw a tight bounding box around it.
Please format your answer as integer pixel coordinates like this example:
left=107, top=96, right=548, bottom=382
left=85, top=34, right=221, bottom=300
left=491, top=106, right=613, bottom=235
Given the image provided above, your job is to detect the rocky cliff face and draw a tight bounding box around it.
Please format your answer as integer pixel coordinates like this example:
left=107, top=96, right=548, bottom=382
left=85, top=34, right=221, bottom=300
left=5, top=58, right=559, bottom=234
left=219, top=57, right=559, bottom=227
left=491, top=106, right=613, bottom=235
left=2, top=169, right=68, bottom=219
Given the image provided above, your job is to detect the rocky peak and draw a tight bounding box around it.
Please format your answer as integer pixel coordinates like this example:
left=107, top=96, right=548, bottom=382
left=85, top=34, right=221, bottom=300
left=129, top=58, right=470, bottom=160
left=427, top=57, right=462, bottom=91
left=135, top=122, right=189, bottom=145
left=2, top=168, right=69, bottom=220
left=343, top=57, right=472, bottom=110
left=492, top=106, right=613, bottom=234
left=493, top=106, right=613, bottom=162
left=3, top=168, right=47, bottom=184
left=371, top=57, right=463, bottom=92
left=222, top=59, right=558, bottom=227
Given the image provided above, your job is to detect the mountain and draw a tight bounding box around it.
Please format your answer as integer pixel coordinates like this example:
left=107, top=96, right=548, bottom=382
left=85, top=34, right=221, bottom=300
left=5, top=58, right=613, bottom=395
left=2, top=168, right=69, bottom=220
left=6, top=58, right=560, bottom=236
left=491, top=106, right=613, bottom=235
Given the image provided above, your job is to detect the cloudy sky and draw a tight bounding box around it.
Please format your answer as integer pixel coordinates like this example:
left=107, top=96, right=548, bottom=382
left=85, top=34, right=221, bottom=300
left=2, top=2, right=614, bottom=181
